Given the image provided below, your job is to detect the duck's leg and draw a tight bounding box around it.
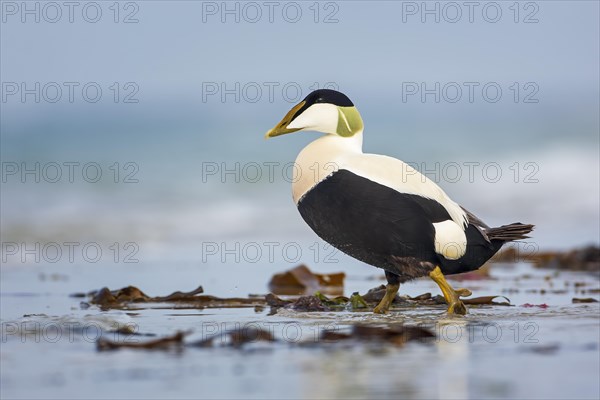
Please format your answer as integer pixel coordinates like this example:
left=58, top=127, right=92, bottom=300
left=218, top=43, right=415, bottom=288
left=429, top=266, right=472, bottom=315
left=373, top=271, right=400, bottom=314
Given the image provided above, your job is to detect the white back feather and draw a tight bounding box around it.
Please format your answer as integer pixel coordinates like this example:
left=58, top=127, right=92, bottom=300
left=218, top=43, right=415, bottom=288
left=293, top=132, right=468, bottom=230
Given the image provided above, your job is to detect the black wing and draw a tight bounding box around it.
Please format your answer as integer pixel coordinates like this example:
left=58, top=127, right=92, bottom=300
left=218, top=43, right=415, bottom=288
left=297, top=169, right=451, bottom=277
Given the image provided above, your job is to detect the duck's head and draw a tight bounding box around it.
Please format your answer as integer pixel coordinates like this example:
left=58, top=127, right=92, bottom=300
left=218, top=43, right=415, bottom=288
left=265, top=89, right=363, bottom=139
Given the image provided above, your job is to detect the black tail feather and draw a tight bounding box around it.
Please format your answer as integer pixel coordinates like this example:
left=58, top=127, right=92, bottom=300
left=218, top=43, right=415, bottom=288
left=486, top=223, right=534, bottom=242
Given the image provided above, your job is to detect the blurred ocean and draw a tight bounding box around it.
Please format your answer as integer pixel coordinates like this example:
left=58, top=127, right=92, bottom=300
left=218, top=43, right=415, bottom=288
left=1, top=1, right=599, bottom=267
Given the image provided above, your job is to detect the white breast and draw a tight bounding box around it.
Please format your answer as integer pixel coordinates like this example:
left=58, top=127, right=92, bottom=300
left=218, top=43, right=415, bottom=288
left=292, top=133, right=363, bottom=203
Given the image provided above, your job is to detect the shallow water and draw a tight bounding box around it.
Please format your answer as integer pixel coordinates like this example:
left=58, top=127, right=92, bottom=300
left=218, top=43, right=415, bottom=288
left=2, top=1, right=599, bottom=399
left=1, top=261, right=598, bottom=400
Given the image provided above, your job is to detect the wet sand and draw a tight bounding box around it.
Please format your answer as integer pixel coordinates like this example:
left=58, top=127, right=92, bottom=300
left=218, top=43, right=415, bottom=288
left=1, top=261, right=599, bottom=399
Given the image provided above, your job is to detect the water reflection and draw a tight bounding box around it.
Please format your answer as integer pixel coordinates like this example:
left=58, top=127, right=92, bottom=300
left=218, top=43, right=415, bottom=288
left=435, top=318, right=469, bottom=399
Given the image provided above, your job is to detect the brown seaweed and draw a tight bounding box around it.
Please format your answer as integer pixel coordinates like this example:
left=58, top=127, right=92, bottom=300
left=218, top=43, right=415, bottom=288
left=321, top=324, right=434, bottom=346
left=463, top=296, right=511, bottom=306
left=85, top=285, right=266, bottom=310
left=572, top=297, right=599, bottom=303
left=268, top=264, right=345, bottom=295
left=97, top=331, right=188, bottom=351
left=189, top=327, right=275, bottom=348
left=265, top=287, right=511, bottom=313
left=97, top=325, right=434, bottom=351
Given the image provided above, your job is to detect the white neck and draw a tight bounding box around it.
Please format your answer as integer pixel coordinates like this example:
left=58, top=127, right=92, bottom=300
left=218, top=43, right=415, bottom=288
left=292, top=131, right=364, bottom=203
left=322, top=131, right=364, bottom=150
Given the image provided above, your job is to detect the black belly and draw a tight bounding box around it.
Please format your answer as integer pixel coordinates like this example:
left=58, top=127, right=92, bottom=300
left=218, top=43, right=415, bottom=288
left=296, top=169, right=500, bottom=282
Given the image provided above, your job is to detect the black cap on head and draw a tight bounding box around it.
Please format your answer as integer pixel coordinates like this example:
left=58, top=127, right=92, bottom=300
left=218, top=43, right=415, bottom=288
left=302, top=89, right=354, bottom=107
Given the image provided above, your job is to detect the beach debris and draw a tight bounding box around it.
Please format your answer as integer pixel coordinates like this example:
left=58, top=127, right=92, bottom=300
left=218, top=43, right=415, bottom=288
left=105, top=325, right=156, bottom=337
left=96, top=324, right=434, bottom=351
left=361, top=285, right=404, bottom=304
left=321, top=324, right=434, bottom=346
left=290, top=295, right=331, bottom=312
left=265, top=293, right=329, bottom=312
left=493, top=245, right=600, bottom=271
left=521, top=303, right=549, bottom=308
left=524, top=344, right=561, bottom=355
left=268, top=264, right=345, bottom=295
left=81, top=281, right=512, bottom=313
left=409, top=293, right=432, bottom=301
left=189, top=327, right=275, bottom=348
left=266, top=291, right=371, bottom=312
left=315, top=292, right=350, bottom=307
left=266, top=286, right=511, bottom=313
left=265, top=293, right=292, bottom=307
left=572, top=297, right=599, bottom=303
left=463, top=296, right=511, bottom=306
left=91, top=286, right=152, bottom=307
left=84, top=285, right=266, bottom=310
left=80, top=275, right=510, bottom=313
left=349, top=292, right=369, bottom=309
left=97, top=331, right=189, bottom=351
